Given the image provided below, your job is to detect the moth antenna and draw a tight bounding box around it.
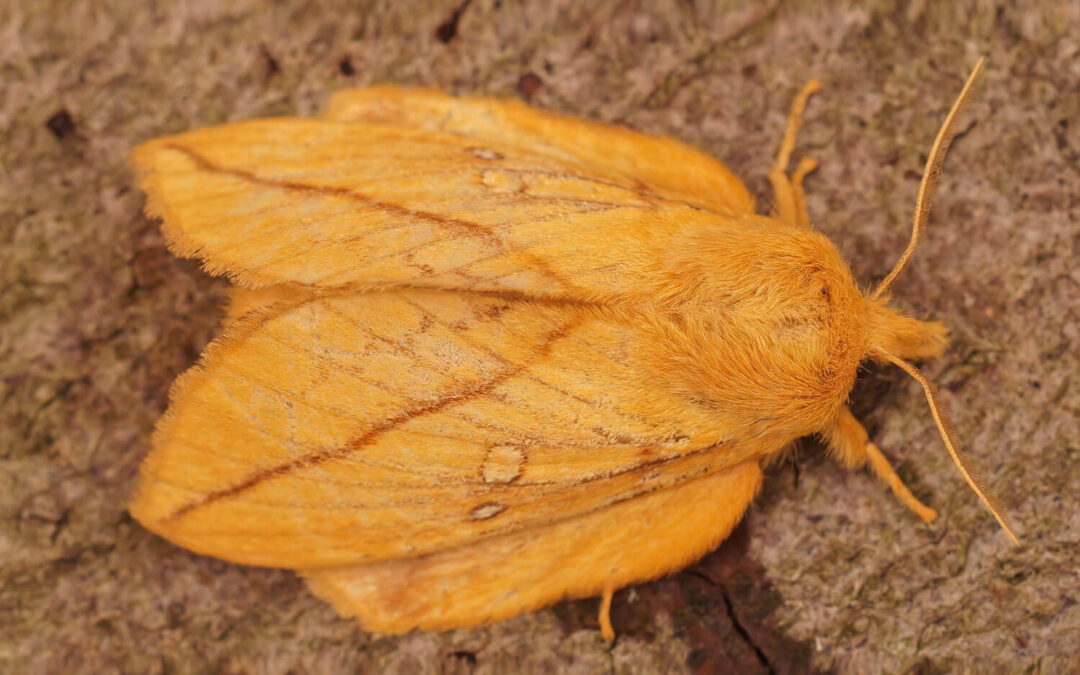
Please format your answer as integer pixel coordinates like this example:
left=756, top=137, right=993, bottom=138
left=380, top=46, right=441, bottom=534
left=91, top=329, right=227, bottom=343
left=875, top=347, right=1019, bottom=545
left=871, top=58, right=985, bottom=300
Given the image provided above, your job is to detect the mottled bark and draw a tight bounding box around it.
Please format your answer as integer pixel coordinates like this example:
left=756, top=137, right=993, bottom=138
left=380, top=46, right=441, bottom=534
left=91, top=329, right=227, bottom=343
left=3, top=1, right=1077, bottom=672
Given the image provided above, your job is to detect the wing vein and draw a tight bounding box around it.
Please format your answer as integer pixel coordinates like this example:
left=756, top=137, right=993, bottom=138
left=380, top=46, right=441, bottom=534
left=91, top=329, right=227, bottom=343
left=164, top=314, right=584, bottom=521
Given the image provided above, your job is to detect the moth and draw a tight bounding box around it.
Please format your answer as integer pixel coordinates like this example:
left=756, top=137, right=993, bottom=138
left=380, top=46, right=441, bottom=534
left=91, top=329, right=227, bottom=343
left=129, top=59, right=1016, bottom=641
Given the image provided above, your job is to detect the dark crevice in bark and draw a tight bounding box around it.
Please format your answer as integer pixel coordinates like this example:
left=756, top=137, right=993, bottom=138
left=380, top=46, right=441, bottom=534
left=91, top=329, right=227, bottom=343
left=435, top=0, right=473, bottom=43
left=720, top=586, right=775, bottom=675
left=688, top=569, right=775, bottom=675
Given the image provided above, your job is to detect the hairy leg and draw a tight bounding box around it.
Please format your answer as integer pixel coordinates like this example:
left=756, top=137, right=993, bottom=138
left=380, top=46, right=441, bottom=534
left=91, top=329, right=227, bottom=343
left=769, top=79, right=822, bottom=229
left=822, top=406, right=938, bottom=524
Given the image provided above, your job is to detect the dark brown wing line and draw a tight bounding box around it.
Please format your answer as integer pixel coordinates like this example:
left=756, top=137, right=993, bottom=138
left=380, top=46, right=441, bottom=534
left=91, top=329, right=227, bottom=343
left=163, top=315, right=585, bottom=522
left=162, top=144, right=582, bottom=293
left=151, top=131, right=736, bottom=521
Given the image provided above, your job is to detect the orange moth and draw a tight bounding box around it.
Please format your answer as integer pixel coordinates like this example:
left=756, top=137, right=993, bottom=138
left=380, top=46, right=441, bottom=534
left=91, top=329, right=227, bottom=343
left=129, top=59, right=1017, bottom=641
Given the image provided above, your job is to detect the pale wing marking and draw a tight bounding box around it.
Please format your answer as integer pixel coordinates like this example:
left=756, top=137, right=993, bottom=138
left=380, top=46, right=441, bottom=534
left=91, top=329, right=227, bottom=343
left=163, top=315, right=585, bottom=521
left=165, top=144, right=583, bottom=294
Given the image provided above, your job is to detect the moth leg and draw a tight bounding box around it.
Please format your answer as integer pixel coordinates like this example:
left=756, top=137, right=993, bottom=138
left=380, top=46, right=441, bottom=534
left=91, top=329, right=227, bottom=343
left=599, top=581, right=616, bottom=643
left=769, top=79, right=822, bottom=229
left=823, top=406, right=938, bottom=524
left=790, top=156, right=819, bottom=229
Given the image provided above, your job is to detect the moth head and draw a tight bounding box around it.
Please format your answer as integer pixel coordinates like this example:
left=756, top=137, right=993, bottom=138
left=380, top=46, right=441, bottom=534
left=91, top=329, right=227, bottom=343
left=860, top=58, right=1018, bottom=545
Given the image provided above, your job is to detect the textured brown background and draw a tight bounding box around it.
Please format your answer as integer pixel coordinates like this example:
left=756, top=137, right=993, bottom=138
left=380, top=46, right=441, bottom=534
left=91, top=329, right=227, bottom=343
left=2, top=1, right=1078, bottom=673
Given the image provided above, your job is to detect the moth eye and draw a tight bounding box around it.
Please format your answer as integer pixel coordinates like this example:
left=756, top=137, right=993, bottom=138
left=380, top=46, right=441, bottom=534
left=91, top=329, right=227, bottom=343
left=481, top=445, right=526, bottom=484
left=469, top=502, right=507, bottom=521
left=467, top=146, right=503, bottom=160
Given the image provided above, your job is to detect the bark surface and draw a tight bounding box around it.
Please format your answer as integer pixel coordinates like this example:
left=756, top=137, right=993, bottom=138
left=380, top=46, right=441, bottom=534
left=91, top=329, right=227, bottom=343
left=3, top=1, right=1077, bottom=672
